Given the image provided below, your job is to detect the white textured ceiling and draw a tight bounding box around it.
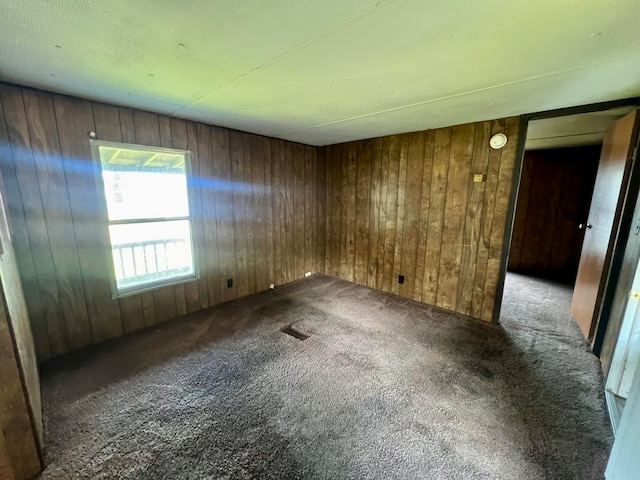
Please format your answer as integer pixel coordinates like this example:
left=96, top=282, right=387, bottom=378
left=1, top=0, right=639, bottom=146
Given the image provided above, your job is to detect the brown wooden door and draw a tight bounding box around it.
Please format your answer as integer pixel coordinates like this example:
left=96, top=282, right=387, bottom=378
left=571, top=110, right=640, bottom=338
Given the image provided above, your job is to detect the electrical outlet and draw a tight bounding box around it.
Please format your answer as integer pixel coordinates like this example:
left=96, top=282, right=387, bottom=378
left=227, top=278, right=233, bottom=288
left=305, top=271, right=312, bottom=277
left=269, top=283, right=275, bottom=290
left=398, top=275, right=405, bottom=284
left=473, top=173, right=485, bottom=183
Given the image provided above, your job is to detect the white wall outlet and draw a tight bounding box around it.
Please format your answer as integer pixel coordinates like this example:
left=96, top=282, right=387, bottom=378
left=305, top=271, right=312, bottom=277
left=269, top=283, right=275, bottom=290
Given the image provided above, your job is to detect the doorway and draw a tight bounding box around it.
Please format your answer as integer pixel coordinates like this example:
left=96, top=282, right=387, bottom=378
left=497, top=102, right=640, bottom=430
left=504, top=106, right=636, bottom=319
left=508, top=145, right=600, bottom=285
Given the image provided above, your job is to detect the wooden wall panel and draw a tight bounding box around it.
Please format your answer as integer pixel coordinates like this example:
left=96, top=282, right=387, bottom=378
left=391, top=135, right=408, bottom=296
left=271, top=140, right=284, bottom=285
left=323, top=117, right=522, bottom=322
left=0, top=304, right=41, bottom=480
left=375, top=137, right=391, bottom=290
left=0, top=84, right=319, bottom=361
left=0, top=164, right=42, bottom=476
left=423, top=128, right=450, bottom=305
left=243, top=135, right=256, bottom=294
left=480, top=118, right=520, bottom=321
left=508, top=146, right=600, bottom=283
left=0, top=213, right=42, bottom=479
left=316, top=145, right=327, bottom=274
left=1, top=86, right=69, bottom=357
left=458, top=122, right=491, bottom=316
left=283, top=143, right=294, bottom=284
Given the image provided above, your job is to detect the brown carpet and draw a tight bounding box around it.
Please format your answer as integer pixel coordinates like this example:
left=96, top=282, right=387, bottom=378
left=38, top=273, right=612, bottom=479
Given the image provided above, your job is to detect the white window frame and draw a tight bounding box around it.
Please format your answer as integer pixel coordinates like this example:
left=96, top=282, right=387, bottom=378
left=90, top=139, right=198, bottom=299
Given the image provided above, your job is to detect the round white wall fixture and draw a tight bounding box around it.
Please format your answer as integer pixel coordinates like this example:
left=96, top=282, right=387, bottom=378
left=489, top=133, right=508, bottom=149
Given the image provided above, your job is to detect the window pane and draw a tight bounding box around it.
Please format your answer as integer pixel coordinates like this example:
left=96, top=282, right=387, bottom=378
left=99, top=145, right=189, bottom=221
left=109, top=220, right=194, bottom=291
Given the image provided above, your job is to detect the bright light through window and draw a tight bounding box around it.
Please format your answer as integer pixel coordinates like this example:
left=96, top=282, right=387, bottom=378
left=93, top=142, right=196, bottom=296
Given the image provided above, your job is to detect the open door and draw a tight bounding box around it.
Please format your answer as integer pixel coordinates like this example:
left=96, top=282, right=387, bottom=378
left=571, top=110, right=640, bottom=338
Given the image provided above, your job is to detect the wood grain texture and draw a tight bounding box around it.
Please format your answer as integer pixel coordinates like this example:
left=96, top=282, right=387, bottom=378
left=264, top=140, right=274, bottom=285
left=325, top=145, right=340, bottom=277
left=0, top=86, right=69, bottom=357
left=0, top=429, right=15, bottom=480
left=437, top=124, right=474, bottom=310
left=169, top=118, right=192, bottom=316
left=186, top=121, right=210, bottom=310
left=392, top=135, right=409, bottom=296
left=0, top=91, right=50, bottom=361
left=400, top=132, right=426, bottom=299
left=322, top=117, right=522, bottom=322
left=293, top=144, right=305, bottom=279
left=375, top=137, right=391, bottom=290
left=345, top=143, right=358, bottom=282
left=0, top=84, right=318, bottom=361
left=211, top=127, right=236, bottom=303
left=423, top=129, right=450, bottom=305
left=481, top=118, right=520, bottom=321
left=316, top=145, right=327, bottom=274
left=198, top=124, right=218, bottom=305
left=304, top=145, right=313, bottom=276
left=230, top=131, right=249, bottom=298
left=284, top=143, right=295, bottom=283
left=251, top=135, right=268, bottom=291
left=354, top=140, right=371, bottom=286
left=0, top=296, right=41, bottom=479
left=271, top=140, right=284, bottom=285
left=54, top=96, right=124, bottom=341
left=366, top=138, right=383, bottom=288
left=508, top=147, right=600, bottom=283
left=0, top=167, right=42, bottom=447
left=457, top=122, right=490, bottom=316
left=413, top=132, right=434, bottom=301
left=22, top=90, right=92, bottom=350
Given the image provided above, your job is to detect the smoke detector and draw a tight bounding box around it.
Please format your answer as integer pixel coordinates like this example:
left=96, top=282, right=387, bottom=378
left=489, top=133, right=508, bottom=149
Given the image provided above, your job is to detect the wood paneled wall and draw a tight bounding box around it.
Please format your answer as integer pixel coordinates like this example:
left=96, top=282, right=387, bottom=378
left=0, top=166, right=42, bottom=480
left=508, top=146, right=600, bottom=283
left=0, top=307, right=40, bottom=480
left=0, top=84, right=321, bottom=362
left=0, top=269, right=41, bottom=480
left=321, top=117, right=521, bottom=322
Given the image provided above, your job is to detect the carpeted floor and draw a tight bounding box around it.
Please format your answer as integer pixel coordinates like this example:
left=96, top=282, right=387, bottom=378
left=39, top=273, right=612, bottom=479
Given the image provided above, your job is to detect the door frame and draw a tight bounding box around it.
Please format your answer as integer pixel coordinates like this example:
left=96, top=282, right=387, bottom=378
left=492, top=97, right=640, bottom=354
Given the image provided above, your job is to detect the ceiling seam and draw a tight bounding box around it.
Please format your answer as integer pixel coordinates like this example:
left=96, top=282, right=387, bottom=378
left=275, top=57, right=635, bottom=136
left=169, top=0, right=401, bottom=117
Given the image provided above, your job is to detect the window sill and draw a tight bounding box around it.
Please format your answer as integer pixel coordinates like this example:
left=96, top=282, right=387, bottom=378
left=112, top=274, right=199, bottom=300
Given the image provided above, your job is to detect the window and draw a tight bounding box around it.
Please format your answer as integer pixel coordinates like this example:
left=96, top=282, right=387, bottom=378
left=92, top=141, right=196, bottom=297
